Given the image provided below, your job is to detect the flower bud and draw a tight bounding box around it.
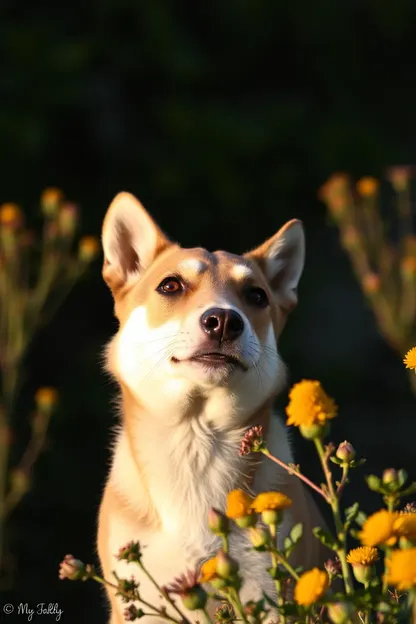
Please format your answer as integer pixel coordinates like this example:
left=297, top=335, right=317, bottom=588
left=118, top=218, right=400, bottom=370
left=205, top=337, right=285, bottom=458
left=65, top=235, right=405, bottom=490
left=41, top=188, right=63, bottom=218
left=79, top=236, right=100, bottom=262
left=59, top=555, right=88, bottom=581
left=327, top=602, right=356, bottom=624
left=181, top=586, right=208, bottom=611
left=34, top=387, right=59, bottom=413
left=261, top=509, right=282, bottom=526
left=216, top=551, right=239, bottom=579
left=58, top=202, right=79, bottom=235
left=336, top=441, right=356, bottom=463
left=249, top=527, right=270, bottom=549
left=234, top=514, right=257, bottom=528
left=351, top=564, right=374, bottom=585
left=124, top=605, right=145, bottom=621
left=382, top=469, right=398, bottom=486
left=208, top=508, right=229, bottom=535
left=0, top=203, right=23, bottom=230
left=362, top=273, right=381, bottom=295
left=299, top=423, right=329, bottom=440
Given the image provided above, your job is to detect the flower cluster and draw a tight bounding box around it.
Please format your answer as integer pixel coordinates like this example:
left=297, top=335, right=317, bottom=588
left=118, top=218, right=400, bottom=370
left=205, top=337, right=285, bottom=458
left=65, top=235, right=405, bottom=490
left=60, top=360, right=416, bottom=623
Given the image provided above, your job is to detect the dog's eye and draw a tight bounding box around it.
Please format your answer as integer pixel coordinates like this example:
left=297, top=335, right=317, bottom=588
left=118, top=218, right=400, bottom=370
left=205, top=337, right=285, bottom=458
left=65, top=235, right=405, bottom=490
left=157, top=276, right=183, bottom=295
left=244, top=286, right=269, bottom=308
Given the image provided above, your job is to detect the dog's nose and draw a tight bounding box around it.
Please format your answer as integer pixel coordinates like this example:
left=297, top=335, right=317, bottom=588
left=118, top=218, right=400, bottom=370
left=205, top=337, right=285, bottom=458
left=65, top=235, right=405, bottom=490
left=200, top=308, right=244, bottom=342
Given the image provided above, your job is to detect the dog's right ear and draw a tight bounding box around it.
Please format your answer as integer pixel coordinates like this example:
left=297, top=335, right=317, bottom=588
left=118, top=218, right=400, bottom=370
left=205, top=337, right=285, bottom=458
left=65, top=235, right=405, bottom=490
left=101, top=192, right=171, bottom=295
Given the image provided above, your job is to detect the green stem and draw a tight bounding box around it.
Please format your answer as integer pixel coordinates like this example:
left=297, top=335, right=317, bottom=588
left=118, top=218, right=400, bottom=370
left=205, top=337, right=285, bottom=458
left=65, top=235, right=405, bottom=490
left=225, top=588, right=249, bottom=624
left=138, top=562, right=191, bottom=624
left=222, top=534, right=229, bottom=554
left=202, top=607, right=213, bottom=624
left=314, top=438, right=354, bottom=596
left=269, top=524, right=285, bottom=624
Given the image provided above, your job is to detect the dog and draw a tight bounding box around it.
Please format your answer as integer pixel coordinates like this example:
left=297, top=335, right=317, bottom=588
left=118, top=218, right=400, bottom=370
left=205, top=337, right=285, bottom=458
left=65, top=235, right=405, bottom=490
left=97, top=192, right=327, bottom=624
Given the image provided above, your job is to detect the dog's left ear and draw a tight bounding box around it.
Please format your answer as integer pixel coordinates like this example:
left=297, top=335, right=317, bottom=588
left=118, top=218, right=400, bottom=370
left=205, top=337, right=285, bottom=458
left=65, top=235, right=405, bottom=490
left=245, top=219, right=305, bottom=311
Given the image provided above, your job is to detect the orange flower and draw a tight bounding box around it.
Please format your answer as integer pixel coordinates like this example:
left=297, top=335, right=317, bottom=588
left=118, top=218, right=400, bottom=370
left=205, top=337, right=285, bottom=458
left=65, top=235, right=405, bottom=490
left=0, top=203, right=23, bottom=229
left=286, top=380, right=337, bottom=428
left=225, top=490, right=254, bottom=519
left=358, top=510, right=398, bottom=547
left=294, top=568, right=329, bottom=606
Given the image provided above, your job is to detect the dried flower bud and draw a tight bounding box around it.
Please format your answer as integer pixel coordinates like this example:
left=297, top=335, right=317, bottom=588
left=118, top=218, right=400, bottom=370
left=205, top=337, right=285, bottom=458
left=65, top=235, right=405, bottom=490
left=239, top=425, right=265, bottom=456
left=124, top=605, right=144, bottom=621
left=34, top=387, right=58, bottom=413
left=58, top=202, right=79, bottom=235
left=59, top=555, right=88, bottom=581
left=208, top=508, right=229, bottom=535
left=0, top=203, right=23, bottom=230
left=117, top=541, right=142, bottom=564
left=324, top=558, right=342, bottom=579
left=336, top=441, right=356, bottom=463
left=79, top=236, right=100, bottom=262
left=215, top=603, right=235, bottom=623
left=41, top=188, right=63, bottom=217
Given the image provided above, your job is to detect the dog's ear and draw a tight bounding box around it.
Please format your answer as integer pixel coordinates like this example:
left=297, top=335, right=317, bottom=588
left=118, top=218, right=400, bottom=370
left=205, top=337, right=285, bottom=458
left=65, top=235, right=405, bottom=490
left=102, top=192, right=171, bottom=294
left=245, top=219, right=305, bottom=311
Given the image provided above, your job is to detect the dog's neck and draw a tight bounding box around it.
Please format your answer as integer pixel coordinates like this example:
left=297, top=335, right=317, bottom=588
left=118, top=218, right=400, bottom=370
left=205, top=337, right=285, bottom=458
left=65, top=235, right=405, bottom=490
left=111, top=383, right=274, bottom=540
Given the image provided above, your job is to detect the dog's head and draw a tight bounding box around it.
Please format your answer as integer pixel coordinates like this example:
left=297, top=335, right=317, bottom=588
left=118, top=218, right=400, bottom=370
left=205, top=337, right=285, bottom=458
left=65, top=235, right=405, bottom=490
left=102, top=193, right=304, bottom=426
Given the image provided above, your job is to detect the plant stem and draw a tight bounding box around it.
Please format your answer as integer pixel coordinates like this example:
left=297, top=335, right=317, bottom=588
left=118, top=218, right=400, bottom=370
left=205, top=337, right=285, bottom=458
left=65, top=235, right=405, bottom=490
left=225, top=588, right=249, bottom=624
left=269, top=524, right=286, bottom=624
left=202, top=607, right=213, bottom=624
left=261, top=449, right=330, bottom=503
left=92, top=575, right=183, bottom=624
left=314, top=438, right=354, bottom=595
left=138, top=562, right=191, bottom=624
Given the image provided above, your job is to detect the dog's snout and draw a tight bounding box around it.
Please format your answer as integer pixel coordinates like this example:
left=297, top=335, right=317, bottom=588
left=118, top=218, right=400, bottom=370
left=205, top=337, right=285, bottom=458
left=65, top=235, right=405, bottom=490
left=200, top=308, right=244, bottom=342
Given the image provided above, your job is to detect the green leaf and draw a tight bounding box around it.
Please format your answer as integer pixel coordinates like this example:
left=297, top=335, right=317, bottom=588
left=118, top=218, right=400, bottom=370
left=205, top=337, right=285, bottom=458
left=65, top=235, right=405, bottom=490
left=350, top=458, right=367, bottom=468
left=355, top=511, right=368, bottom=527
left=401, top=482, right=416, bottom=497
left=344, top=502, right=360, bottom=530
left=366, top=475, right=381, bottom=492
left=290, top=522, right=303, bottom=545
left=397, top=469, right=408, bottom=488
left=330, top=456, right=343, bottom=465
left=312, top=526, right=339, bottom=550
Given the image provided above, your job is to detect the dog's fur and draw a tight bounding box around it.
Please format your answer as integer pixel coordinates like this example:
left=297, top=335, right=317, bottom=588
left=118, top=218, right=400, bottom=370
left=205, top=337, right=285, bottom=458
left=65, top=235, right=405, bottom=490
left=97, top=193, right=327, bottom=624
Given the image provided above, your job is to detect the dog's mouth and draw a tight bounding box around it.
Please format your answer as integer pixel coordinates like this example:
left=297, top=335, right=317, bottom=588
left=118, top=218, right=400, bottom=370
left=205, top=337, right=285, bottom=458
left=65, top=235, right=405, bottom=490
left=172, top=352, right=248, bottom=371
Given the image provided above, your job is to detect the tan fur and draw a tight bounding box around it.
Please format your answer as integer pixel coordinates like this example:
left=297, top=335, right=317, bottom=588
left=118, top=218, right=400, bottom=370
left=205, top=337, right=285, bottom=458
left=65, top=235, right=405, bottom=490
left=97, top=193, right=328, bottom=623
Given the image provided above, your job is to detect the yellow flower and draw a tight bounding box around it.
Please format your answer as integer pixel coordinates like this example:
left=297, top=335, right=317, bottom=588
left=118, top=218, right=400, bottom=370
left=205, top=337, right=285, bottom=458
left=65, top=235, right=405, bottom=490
left=384, top=548, right=416, bottom=590
left=250, top=492, right=292, bottom=513
left=286, top=380, right=337, bottom=428
left=393, top=513, right=416, bottom=540
left=0, top=203, right=23, bottom=229
left=35, top=387, right=59, bottom=411
left=294, top=568, right=329, bottom=606
left=358, top=510, right=398, bottom=547
left=403, top=347, right=416, bottom=371
left=225, top=490, right=253, bottom=519
left=79, top=236, right=100, bottom=262
left=199, top=556, right=218, bottom=583
left=356, top=176, right=379, bottom=197
left=346, top=546, right=379, bottom=566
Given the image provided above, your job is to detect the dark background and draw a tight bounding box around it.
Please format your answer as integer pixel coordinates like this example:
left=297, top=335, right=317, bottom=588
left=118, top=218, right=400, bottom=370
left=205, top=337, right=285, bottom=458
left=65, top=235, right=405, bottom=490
left=1, top=1, right=416, bottom=622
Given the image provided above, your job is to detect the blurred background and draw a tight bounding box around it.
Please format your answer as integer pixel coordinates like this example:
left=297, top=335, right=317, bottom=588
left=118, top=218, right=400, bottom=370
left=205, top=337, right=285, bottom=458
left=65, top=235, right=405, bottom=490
left=1, top=1, right=416, bottom=621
